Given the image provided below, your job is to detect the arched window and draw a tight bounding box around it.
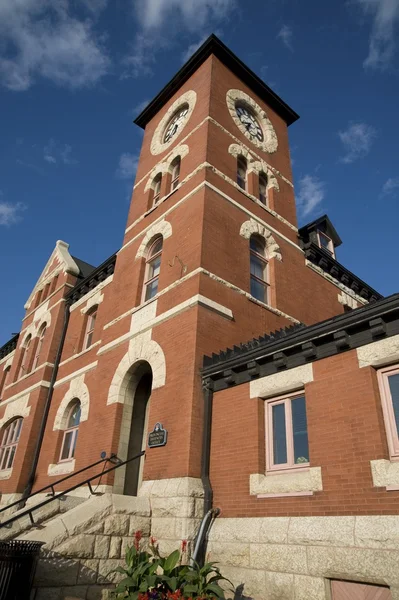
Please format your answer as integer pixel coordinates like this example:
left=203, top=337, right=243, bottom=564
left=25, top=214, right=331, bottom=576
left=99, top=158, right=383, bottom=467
left=170, top=156, right=181, bottom=191
left=84, top=307, right=97, bottom=350
left=250, top=235, right=269, bottom=303
left=152, top=174, right=162, bottom=206
left=0, top=367, right=11, bottom=400
left=18, top=335, right=32, bottom=378
left=143, top=237, right=163, bottom=302
left=237, top=156, right=247, bottom=190
left=32, top=324, right=47, bottom=371
left=259, top=172, right=268, bottom=205
left=0, top=418, right=23, bottom=471
left=60, top=400, right=81, bottom=462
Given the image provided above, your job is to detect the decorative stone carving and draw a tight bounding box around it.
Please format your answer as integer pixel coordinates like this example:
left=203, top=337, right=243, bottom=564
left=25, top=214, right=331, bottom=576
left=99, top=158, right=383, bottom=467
left=135, top=219, right=172, bottom=259
left=144, top=145, right=189, bottom=192
left=53, top=375, right=90, bottom=430
left=239, top=218, right=282, bottom=261
left=150, top=91, right=197, bottom=156
left=0, top=394, right=31, bottom=428
left=226, top=89, right=278, bottom=153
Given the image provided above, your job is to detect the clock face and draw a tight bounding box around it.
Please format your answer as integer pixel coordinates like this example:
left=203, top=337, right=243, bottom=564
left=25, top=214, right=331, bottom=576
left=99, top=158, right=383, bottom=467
left=163, top=105, right=189, bottom=143
left=235, top=105, right=264, bottom=142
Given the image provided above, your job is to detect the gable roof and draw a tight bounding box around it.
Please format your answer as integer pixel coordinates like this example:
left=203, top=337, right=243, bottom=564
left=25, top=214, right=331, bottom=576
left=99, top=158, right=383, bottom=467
left=134, top=34, right=299, bottom=129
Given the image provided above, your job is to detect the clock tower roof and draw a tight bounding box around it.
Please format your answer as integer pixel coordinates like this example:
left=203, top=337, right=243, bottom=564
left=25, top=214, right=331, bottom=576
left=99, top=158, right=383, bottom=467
left=134, top=34, right=299, bottom=129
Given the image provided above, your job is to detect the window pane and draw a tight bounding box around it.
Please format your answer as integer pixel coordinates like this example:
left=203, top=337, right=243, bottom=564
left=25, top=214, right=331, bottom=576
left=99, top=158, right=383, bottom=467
left=71, top=430, right=78, bottom=458
left=68, top=404, right=81, bottom=428
left=86, top=331, right=93, bottom=348
left=291, top=396, right=309, bottom=464
left=145, top=279, right=159, bottom=301
left=61, top=431, right=74, bottom=460
left=250, top=255, right=265, bottom=279
left=251, top=278, right=266, bottom=302
left=7, top=446, right=16, bottom=469
left=272, top=403, right=287, bottom=465
left=250, top=237, right=265, bottom=254
left=149, top=256, right=161, bottom=279
left=388, top=373, right=399, bottom=436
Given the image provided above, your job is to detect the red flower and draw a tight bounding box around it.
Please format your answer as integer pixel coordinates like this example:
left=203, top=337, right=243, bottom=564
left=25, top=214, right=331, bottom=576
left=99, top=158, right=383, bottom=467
left=181, top=539, right=187, bottom=553
left=134, top=529, right=143, bottom=550
left=150, top=536, right=157, bottom=545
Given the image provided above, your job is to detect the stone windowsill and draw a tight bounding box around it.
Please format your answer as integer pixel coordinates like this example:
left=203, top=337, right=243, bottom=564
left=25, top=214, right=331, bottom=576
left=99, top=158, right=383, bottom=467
left=370, top=459, right=399, bottom=490
left=0, top=468, right=12, bottom=481
left=48, top=459, right=75, bottom=477
left=250, top=466, right=323, bottom=498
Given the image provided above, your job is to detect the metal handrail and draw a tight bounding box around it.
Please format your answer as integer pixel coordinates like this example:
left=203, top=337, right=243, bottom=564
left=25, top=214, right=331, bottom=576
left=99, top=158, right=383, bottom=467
left=0, top=454, right=113, bottom=516
left=0, top=450, right=145, bottom=529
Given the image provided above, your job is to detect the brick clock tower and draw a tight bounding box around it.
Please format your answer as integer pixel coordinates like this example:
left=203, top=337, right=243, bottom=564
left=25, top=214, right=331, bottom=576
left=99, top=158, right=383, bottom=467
left=0, top=35, right=378, bottom=556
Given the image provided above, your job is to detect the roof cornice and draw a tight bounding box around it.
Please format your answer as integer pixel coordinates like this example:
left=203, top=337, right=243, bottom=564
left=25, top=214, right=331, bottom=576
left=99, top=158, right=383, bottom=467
left=68, top=254, right=116, bottom=306
left=134, top=34, right=299, bottom=129
left=0, top=334, right=19, bottom=361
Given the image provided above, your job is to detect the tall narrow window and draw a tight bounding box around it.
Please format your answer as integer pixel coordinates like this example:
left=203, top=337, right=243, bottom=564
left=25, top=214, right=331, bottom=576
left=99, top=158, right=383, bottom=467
left=143, top=237, right=163, bottom=302
left=60, top=400, right=81, bottom=462
left=250, top=235, right=269, bottom=303
left=152, top=174, right=162, bottom=206
left=32, top=324, right=46, bottom=371
left=317, top=231, right=335, bottom=258
left=18, top=335, right=31, bottom=378
left=170, top=157, right=181, bottom=191
left=266, top=393, right=309, bottom=472
left=0, top=367, right=11, bottom=400
left=0, top=418, right=23, bottom=471
left=378, top=365, right=399, bottom=459
left=35, top=289, right=43, bottom=308
left=84, top=308, right=97, bottom=350
left=259, top=172, right=268, bottom=205
left=50, top=275, right=59, bottom=295
left=237, top=156, right=247, bottom=190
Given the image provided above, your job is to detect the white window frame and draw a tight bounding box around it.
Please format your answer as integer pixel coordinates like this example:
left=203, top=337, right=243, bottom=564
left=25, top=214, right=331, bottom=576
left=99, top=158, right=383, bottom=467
left=142, top=237, right=163, bottom=303
left=84, top=308, right=97, bottom=350
left=0, top=418, right=23, bottom=471
left=378, top=364, right=399, bottom=460
left=59, top=401, right=81, bottom=463
left=317, top=231, right=335, bottom=258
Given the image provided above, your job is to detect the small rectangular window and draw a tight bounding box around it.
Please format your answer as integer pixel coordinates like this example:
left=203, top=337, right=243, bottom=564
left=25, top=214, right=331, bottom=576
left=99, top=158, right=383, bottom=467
left=84, top=310, right=97, bottom=350
left=317, top=231, right=335, bottom=257
left=378, top=365, right=399, bottom=458
left=265, top=393, right=309, bottom=472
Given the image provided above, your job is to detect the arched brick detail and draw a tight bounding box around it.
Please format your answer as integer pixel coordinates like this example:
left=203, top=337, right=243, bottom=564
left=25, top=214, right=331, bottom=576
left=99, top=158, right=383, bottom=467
left=135, top=220, right=172, bottom=259
left=240, top=218, right=283, bottom=261
left=0, top=395, right=30, bottom=429
left=228, top=145, right=279, bottom=191
left=166, top=145, right=189, bottom=174
left=107, top=331, right=166, bottom=406
left=53, top=375, right=90, bottom=430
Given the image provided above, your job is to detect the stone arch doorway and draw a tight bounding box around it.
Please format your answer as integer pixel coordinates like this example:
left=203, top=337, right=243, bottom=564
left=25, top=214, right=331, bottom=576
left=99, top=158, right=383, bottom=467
left=114, top=360, right=153, bottom=496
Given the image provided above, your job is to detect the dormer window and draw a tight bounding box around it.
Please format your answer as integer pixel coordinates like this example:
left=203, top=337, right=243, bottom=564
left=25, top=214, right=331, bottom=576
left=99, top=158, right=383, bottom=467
left=317, top=231, right=335, bottom=258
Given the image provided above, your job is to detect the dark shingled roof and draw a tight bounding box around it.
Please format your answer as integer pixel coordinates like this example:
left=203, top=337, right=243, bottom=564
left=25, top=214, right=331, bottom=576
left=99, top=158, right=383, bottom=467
left=134, top=34, right=299, bottom=129
left=71, top=256, right=96, bottom=280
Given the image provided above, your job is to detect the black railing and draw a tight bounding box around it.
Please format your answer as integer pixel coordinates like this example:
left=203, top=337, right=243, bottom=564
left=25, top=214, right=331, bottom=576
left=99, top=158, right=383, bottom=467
left=0, top=451, right=145, bottom=529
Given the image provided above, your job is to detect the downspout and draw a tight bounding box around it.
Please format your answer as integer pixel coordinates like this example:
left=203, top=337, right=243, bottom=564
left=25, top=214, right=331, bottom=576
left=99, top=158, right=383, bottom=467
left=21, top=298, right=71, bottom=506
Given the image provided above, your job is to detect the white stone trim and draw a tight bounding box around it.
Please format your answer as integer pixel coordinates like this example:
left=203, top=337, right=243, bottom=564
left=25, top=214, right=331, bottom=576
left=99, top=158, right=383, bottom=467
left=0, top=394, right=31, bottom=429
left=240, top=218, right=282, bottom=261
left=250, top=364, right=314, bottom=399
left=135, top=219, right=173, bottom=259
left=59, top=340, right=101, bottom=367
left=357, top=334, right=399, bottom=369
left=150, top=90, right=197, bottom=155
left=226, top=89, right=278, bottom=153
left=305, top=260, right=368, bottom=307
left=5, top=362, right=54, bottom=391
left=48, top=460, right=75, bottom=477
left=69, top=275, right=113, bottom=312
left=370, top=459, right=399, bottom=490
left=250, top=467, right=323, bottom=497
left=228, top=144, right=279, bottom=191
left=24, top=293, right=68, bottom=324
left=0, top=381, right=50, bottom=407
left=338, top=291, right=358, bottom=309
left=144, top=145, right=189, bottom=192
left=0, top=469, right=12, bottom=480
left=53, top=362, right=97, bottom=389
left=25, top=240, right=80, bottom=309
left=0, top=351, right=15, bottom=369
left=53, top=375, right=90, bottom=431
left=107, top=330, right=166, bottom=404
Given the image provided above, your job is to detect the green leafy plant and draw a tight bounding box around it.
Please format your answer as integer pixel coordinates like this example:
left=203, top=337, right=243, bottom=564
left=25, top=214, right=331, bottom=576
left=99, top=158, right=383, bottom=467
left=110, top=531, right=232, bottom=600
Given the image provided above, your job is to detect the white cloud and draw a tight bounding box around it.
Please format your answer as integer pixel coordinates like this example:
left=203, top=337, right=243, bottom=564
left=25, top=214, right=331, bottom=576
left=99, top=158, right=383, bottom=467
left=181, top=34, right=209, bottom=62
left=124, top=0, right=235, bottom=78
left=0, top=0, right=110, bottom=91
left=43, top=139, right=77, bottom=165
left=132, top=98, right=151, bottom=116
left=380, top=177, right=399, bottom=197
left=0, top=200, right=26, bottom=226
left=277, top=25, right=293, bottom=50
left=297, top=175, right=325, bottom=218
left=338, top=122, right=377, bottom=163
left=354, top=0, right=399, bottom=70
left=116, top=152, right=139, bottom=180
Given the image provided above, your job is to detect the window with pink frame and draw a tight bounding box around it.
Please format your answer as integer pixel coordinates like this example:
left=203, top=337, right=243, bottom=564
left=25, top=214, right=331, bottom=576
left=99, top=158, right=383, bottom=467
left=18, top=335, right=31, bottom=378
left=265, top=392, right=309, bottom=472
left=0, top=418, right=23, bottom=471
left=237, top=156, right=247, bottom=190
left=170, top=157, right=181, bottom=191
left=0, top=367, right=11, bottom=400
left=152, top=174, right=162, bottom=206
left=84, top=308, right=97, bottom=350
left=250, top=235, right=269, bottom=303
left=317, top=231, right=335, bottom=258
left=60, top=400, right=81, bottom=462
left=32, top=324, right=46, bottom=371
left=143, top=237, right=163, bottom=302
left=378, top=365, right=399, bottom=459
left=259, top=172, right=268, bottom=205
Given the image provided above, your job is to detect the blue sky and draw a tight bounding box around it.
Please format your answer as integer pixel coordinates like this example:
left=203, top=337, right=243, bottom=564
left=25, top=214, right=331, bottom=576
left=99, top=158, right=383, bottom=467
left=0, top=0, right=398, bottom=344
